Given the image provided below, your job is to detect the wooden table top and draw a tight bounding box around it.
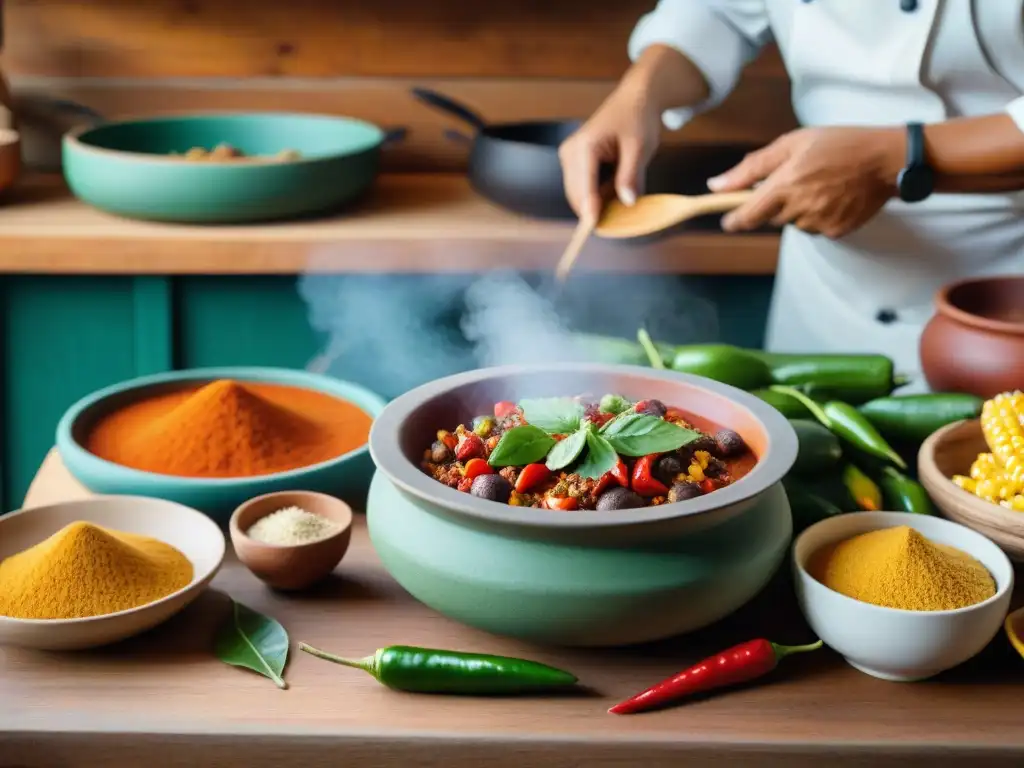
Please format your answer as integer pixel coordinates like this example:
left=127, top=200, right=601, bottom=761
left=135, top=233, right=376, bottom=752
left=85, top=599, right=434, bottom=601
left=0, top=175, right=779, bottom=275
left=3, top=450, right=1024, bottom=768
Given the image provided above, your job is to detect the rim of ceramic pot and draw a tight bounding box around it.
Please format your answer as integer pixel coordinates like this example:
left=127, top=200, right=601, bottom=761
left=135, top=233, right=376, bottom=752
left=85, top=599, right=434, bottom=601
left=936, top=275, right=1024, bottom=336
left=56, top=366, right=387, bottom=487
left=369, top=363, right=798, bottom=530
left=64, top=112, right=386, bottom=167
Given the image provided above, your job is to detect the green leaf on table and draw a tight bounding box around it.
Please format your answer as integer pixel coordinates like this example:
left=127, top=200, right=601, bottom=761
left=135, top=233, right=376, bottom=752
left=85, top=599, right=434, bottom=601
left=214, top=600, right=290, bottom=690
left=546, top=427, right=589, bottom=471
left=488, top=425, right=557, bottom=467
left=602, top=414, right=701, bottom=457
left=518, top=397, right=585, bottom=434
left=575, top=431, right=620, bottom=479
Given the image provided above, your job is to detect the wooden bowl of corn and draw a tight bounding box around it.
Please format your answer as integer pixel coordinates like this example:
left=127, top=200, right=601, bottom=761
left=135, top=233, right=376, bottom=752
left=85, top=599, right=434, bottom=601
left=919, top=392, right=1024, bottom=562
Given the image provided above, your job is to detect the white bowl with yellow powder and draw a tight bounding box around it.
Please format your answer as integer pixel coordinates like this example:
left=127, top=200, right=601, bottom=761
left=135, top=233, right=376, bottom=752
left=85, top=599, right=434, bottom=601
left=793, top=512, right=1013, bottom=682
left=0, top=495, right=225, bottom=650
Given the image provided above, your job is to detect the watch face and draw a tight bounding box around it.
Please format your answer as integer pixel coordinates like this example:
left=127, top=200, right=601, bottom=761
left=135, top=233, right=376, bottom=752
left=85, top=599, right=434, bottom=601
left=898, top=165, right=934, bottom=203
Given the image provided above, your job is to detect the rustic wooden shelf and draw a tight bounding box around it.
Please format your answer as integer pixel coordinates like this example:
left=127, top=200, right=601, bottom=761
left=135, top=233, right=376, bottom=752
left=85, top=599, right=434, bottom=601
left=0, top=174, right=779, bottom=275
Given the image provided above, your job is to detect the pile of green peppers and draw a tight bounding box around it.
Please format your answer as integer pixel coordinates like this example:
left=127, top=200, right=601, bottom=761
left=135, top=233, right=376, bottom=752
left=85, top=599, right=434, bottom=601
left=574, top=331, right=985, bottom=532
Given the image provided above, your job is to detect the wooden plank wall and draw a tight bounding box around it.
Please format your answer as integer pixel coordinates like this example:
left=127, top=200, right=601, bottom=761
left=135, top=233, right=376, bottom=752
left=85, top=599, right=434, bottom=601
left=1, top=0, right=797, bottom=172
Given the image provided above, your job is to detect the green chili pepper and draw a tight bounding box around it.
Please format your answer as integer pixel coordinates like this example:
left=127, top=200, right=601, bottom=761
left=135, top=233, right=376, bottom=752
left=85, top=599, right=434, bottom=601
left=570, top=333, right=658, bottom=366
left=751, top=388, right=811, bottom=418
left=879, top=466, right=935, bottom=515
left=824, top=401, right=908, bottom=470
left=770, top=387, right=907, bottom=469
left=750, top=351, right=902, bottom=404
left=857, top=393, right=984, bottom=445
left=636, top=328, right=666, bottom=370
left=842, top=464, right=883, bottom=511
left=670, top=345, right=774, bottom=390
left=784, top=479, right=844, bottom=533
left=789, top=419, right=843, bottom=475
left=298, top=643, right=578, bottom=695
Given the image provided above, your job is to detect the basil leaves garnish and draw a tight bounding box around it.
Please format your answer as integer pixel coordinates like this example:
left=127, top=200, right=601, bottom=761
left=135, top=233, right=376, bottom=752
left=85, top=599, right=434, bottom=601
left=486, top=396, right=697, bottom=481
left=488, top=425, right=558, bottom=467
left=575, top=431, right=619, bottom=479
left=546, top=427, right=589, bottom=471
left=601, top=413, right=701, bottom=457
left=518, top=398, right=584, bottom=434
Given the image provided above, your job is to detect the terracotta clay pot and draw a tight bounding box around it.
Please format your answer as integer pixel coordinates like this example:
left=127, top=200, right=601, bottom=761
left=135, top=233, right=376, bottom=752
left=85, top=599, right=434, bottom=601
left=920, top=275, right=1024, bottom=399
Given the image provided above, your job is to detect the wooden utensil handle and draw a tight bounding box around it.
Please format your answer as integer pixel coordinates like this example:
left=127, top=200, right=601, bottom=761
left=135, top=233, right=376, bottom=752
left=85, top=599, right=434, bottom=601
left=691, top=190, right=755, bottom=216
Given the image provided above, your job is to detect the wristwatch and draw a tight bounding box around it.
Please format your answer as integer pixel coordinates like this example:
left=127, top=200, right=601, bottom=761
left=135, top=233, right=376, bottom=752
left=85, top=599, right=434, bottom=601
left=896, top=122, right=934, bottom=203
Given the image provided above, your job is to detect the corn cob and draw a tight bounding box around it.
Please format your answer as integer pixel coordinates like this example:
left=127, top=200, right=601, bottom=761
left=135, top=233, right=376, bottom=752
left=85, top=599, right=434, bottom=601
left=954, top=392, right=1024, bottom=511
left=981, top=391, right=1024, bottom=467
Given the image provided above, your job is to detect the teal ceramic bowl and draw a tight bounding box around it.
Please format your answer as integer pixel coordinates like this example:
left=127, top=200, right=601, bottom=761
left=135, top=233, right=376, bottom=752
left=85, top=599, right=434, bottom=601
left=367, top=364, right=798, bottom=647
left=63, top=113, right=398, bottom=223
left=56, top=367, right=386, bottom=526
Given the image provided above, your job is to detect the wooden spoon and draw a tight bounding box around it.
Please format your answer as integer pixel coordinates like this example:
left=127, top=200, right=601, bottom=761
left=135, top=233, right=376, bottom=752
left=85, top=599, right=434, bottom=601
left=594, top=190, right=755, bottom=240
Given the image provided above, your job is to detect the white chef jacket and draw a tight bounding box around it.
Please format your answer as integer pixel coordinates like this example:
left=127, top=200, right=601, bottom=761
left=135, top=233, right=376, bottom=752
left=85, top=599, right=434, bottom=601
left=630, top=0, right=1024, bottom=389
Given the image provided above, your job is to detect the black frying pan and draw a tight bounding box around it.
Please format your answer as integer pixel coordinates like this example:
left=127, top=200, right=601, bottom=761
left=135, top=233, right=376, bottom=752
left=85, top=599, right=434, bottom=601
left=412, top=87, right=765, bottom=228
left=412, top=87, right=584, bottom=219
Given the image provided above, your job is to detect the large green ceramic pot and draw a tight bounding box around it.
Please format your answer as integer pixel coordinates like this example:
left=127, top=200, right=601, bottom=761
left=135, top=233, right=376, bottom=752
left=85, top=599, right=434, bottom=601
left=56, top=367, right=386, bottom=526
left=366, top=364, right=799, bottom=647
left=63, top=113, right=399, bottom=223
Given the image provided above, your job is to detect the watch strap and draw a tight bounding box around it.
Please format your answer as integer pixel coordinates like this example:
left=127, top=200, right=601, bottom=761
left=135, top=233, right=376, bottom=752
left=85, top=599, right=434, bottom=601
left=906, top=122, right=925, bottom=169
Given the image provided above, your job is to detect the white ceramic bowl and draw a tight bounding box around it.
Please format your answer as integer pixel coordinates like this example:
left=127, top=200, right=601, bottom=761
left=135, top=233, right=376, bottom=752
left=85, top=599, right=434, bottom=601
left=793, top=511, right=1013, bottom=681
left=0, top=496, right=225, bottom=650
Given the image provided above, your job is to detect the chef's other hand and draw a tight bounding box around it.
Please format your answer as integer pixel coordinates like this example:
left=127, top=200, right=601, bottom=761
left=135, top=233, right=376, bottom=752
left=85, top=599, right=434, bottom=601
left=559, top=85, right=662, bottom=225
left=709, top=126, right=902, bottom=239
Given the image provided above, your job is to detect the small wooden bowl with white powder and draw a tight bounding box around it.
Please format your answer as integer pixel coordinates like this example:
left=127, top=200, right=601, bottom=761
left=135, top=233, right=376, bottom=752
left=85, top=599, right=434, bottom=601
left=229, top=491, right=353, bottom=591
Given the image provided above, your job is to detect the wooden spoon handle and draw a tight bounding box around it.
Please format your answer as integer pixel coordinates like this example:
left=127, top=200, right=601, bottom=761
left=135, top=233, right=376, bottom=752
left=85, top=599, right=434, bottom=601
left=689, top=190, right=756, bottom=216
left=554, top=218, right=594, bottom=283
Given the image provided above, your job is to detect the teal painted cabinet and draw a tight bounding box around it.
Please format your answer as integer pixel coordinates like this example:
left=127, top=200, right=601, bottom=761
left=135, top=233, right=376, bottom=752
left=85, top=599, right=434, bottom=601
left=0, top=273, right=774, bottom=509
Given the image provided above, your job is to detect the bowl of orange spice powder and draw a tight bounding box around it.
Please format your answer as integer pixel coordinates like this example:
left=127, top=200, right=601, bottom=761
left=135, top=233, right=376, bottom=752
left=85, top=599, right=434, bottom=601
left=56, top=367, right=386, bottom=524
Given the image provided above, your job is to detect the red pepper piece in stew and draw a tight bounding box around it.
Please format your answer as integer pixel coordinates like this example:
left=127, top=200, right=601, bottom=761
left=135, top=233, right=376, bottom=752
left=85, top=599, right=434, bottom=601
left=515, top=463, right=551, bottom=493
left=455, top=433, right=485, bottom=462
left=632, top=455, right=669, bottom=497
left=494, top=401, right=518, bottom=419
left=595, top=458, right=630, bottom=496
left=463, top=458, right=493, bottom=480
left=609, top=638, right=823, bottom=715
left=543, top=496, right=579, bottom=511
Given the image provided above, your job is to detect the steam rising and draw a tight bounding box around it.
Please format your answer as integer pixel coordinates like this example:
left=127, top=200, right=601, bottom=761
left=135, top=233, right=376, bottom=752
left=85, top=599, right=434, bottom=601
left=298, top=268, right=722, bottom=399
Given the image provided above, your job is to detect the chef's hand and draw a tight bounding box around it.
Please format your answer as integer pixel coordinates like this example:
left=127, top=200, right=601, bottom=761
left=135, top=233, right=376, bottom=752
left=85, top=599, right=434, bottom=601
left=709, top=126, right=903, bottom=239
left=558, top=85, right=663, bottom=225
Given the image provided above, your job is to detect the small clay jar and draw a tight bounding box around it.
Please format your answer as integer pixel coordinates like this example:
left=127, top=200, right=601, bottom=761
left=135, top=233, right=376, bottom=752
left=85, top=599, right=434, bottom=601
left=920, top=276, right=1024, bottom=399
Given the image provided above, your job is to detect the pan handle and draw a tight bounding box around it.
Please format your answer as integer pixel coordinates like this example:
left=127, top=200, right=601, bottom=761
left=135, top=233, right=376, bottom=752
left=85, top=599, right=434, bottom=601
left=442, top=129, right=473, bottom=146
left=381, top=127, right=408, bottom=147
left=42, top=98, right=106, bottom=124
left=410, top=88, right=487, bottom=132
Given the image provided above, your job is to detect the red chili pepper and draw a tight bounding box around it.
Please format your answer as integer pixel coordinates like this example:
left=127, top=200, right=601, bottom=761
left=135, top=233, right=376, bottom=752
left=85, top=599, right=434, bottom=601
left=494, top=401, right=518, bottom=419
left=515, top=463, right=551, bottom=493
left=455, top=433, right=485, bottom=461
left=610, top=457, right=629, bottom=487
left=699, top=478, right=718, bottom=494
left=595, top=457, right=630, bottom=496
left=608, top=638, right=823, bottom=715
left=543, top=496, right=579, bottom=511
left=631, top=454, right=669, bottom=497
left=463, top=458, right=493, bottom=480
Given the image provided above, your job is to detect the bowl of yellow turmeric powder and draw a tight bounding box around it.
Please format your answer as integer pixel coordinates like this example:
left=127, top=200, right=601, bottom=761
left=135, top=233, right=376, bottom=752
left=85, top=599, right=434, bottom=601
left=793, top=511, right=1013, bottom=682
left=0, top=495, right=225, bottom=650
left=56, top=367, right=387, bottom=525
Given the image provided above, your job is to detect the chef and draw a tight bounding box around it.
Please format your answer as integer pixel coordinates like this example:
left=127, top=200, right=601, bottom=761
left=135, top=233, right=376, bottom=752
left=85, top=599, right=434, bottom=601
left=559, top=0, right=1024, bottom=389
